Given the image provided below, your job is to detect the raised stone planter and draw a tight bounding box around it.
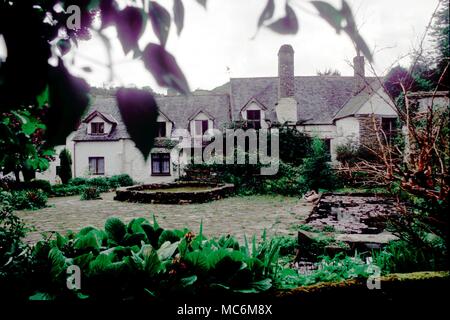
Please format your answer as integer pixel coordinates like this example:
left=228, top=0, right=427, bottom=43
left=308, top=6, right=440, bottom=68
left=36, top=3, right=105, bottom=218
left=114, top=181, right=234, bottom=204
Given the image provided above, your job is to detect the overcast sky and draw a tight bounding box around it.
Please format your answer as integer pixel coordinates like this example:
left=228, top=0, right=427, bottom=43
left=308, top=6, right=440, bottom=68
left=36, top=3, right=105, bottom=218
left=60, top=0, right=441, bottom=93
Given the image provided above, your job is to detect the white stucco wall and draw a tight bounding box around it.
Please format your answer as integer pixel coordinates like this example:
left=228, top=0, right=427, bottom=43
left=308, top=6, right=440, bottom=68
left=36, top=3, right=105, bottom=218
left=357, top=89, right=397, bottom=117
left=334, top=117, right=360, bottom=147
left=73, top=139, right=179, bottom=184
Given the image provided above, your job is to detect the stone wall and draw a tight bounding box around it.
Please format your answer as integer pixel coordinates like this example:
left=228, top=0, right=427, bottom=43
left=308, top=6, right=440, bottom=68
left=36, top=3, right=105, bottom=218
left=114, top=181, right=234, bottom=204
left=357, top=114, right=382, bottom=149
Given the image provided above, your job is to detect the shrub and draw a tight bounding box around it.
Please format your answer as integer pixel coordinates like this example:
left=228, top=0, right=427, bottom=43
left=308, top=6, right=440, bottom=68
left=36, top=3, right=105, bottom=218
left=373, top=240, right=447, bottom=274
left=0, top=190, right=48, bottom=210
left=109, top=174, right=134, bottom=187
left=27, top=217, right=282, bottom=300
left=335, top=142, right=376, bottom=165
left=80, top=186, right=101, bottom=200
left=50, top=184, right=86, bottom=197
left=301, top=138, right=338, bottom=191
left=262, top=162, right=308, bottom=196
left=58, top=149, right=72, bottom=184
left=26, top=179, right=52, bottom=194
left=87, top=177, right=110, bottom=192
left=0, top=204, right=32, bottom=300
left=68, top=177, right=88, bottom=186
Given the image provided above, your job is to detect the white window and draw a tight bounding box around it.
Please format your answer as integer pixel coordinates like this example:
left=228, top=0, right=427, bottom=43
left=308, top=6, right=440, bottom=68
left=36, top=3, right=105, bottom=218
left=194, top=120, right=208, bottom=136
left=89, top=157, right=105, bottom=175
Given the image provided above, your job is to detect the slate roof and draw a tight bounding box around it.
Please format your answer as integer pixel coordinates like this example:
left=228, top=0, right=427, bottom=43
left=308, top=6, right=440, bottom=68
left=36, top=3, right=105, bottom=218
left=229, top=76, right=376, bottom=124
left=333, top=80, right=382, bottom=120
left=155, top=94, right=230, bottom=130
left=73, top=94, right=231, bottom=141
left=73, top=96, right=130, bottom=141
left=73, top=75, right=382, bottom=142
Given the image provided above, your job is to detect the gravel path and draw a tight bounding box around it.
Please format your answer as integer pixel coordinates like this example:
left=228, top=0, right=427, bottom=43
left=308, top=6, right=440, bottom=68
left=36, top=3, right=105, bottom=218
left=16, top=192, right=313, bottom=243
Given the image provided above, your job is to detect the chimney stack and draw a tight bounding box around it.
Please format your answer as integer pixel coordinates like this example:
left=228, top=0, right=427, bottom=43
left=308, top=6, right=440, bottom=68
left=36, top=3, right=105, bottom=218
left=353, top=55, right=365, bottom=93
left=276, top=45, right=298, bottom=124
left=278, top=44, right=295, bottom=98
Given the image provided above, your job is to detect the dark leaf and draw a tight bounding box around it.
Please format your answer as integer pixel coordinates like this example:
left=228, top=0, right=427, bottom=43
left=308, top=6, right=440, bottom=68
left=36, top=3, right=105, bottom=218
left=57, top=39, right=71, bottom=56
left=311, top=1, right=343, bottom=33
left=340, top=1, right=373, bottom=62
left=100, top=0, right=118, bottom=29
left=267, top=4, right=298, bottom=35
left=116, top=7, right=146, bottom=55
left=341, top=0, right=357, bottom=33
left=44, top=60, right=90, bottom=147
left=116, top=88, right=158, bottom=160
left=143, top=43, right=190, bottom=95
left=257, top=0, right=275, bottom=28
left=347, top=32, right=373, bottom=62
left=148, top=1, right=171, bottom=47
left=196, top=0, right=207, bottom=9
left=173, top=0, right=185, bottom=36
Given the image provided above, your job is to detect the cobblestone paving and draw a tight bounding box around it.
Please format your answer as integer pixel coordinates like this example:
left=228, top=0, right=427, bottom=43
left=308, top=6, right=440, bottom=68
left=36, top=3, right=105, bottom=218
left=16, top=192, right=313, bottom=243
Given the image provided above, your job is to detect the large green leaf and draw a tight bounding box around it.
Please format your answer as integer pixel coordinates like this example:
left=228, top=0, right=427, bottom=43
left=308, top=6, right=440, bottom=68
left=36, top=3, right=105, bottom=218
left=105, top=217, right=126, bottom=244
left=74, top=230, right=104, bottom=250
left=158, top=229, right=183, bottom=248
left=48, top=247, right=67, bottom=277
left=184, top=251, right=209, bottom=273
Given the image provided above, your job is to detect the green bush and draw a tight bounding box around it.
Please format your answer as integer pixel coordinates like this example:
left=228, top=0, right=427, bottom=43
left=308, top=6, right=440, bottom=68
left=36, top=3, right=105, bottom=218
left=50, top=184, right=86, bottom=197
left=86, top=177, right=110, bottom=192
left=80, top=186, right=101, bottom=200
left=109, top=174, right=134, bottom=187
left=26, top=217, right=281, bottom=300
left=0, top=204, right=32, bottom=300
left=262, top=162, right=308, bottom=196
left=373, top=240, right=447, bottom=274
left=335, top=142, right=376, bottom=165
left=276, top=253, right=372, bottom=288
left=25, top=180, right=52, bottom=194
left=0, top=190, right=48, bottom=210
left=68, top=177, right=88, bottom=186
left=58, top=149, right=72, bottom=184
left=301, top=138, right=338, bottom=191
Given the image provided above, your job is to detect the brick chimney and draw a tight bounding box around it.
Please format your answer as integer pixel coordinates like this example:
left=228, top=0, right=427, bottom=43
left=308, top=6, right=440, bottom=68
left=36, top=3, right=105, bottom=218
left=353, top=55, right=365, bottom=93
left=276, top=44, right=298, bottom=123
left=278, top=44, right=295, bottom=98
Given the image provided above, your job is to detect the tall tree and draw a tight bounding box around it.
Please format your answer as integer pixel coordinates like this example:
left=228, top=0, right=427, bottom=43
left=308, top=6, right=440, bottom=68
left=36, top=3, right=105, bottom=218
left=59, top=148, right=72, bottom=184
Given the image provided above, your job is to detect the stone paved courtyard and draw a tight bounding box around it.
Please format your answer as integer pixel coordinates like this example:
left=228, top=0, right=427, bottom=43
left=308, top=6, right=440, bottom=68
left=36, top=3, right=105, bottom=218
left=16, top=192, right=313, bottom=243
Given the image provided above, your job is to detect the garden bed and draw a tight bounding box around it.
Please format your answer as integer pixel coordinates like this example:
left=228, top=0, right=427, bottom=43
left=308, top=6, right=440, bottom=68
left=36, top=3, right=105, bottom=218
left=114, top=181, right=235, bottom=204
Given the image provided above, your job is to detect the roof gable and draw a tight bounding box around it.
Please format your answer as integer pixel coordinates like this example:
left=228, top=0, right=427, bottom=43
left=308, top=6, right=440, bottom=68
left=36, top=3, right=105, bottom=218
left=229, top=76, right=374, bottom=124
left=241, top=97, right=268, bottom=112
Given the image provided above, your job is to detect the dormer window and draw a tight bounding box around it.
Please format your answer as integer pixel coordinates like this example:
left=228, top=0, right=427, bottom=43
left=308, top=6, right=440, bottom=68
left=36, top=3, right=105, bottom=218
left=195, top=120, right=209, bottom=136
left=246, top=110, right=261, bottom=129
left=91, top=122, right=104, bottom=134
left=157, top=122, right=166, bottom=137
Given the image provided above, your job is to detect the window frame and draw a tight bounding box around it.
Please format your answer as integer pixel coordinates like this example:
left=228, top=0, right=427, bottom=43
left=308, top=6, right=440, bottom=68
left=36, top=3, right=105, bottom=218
left=156, top=121, right=167, bottom=138
left=194, top=119, right=209, bottom=136
left=381, top=117, right=397, bottom=144
left=90, top=122, right=105, bottom=135
left=88, top=157, right=105, bottom=175
left=151, top=153, right=171, bottom=176
left=246, top=110, right=261, bottom=129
